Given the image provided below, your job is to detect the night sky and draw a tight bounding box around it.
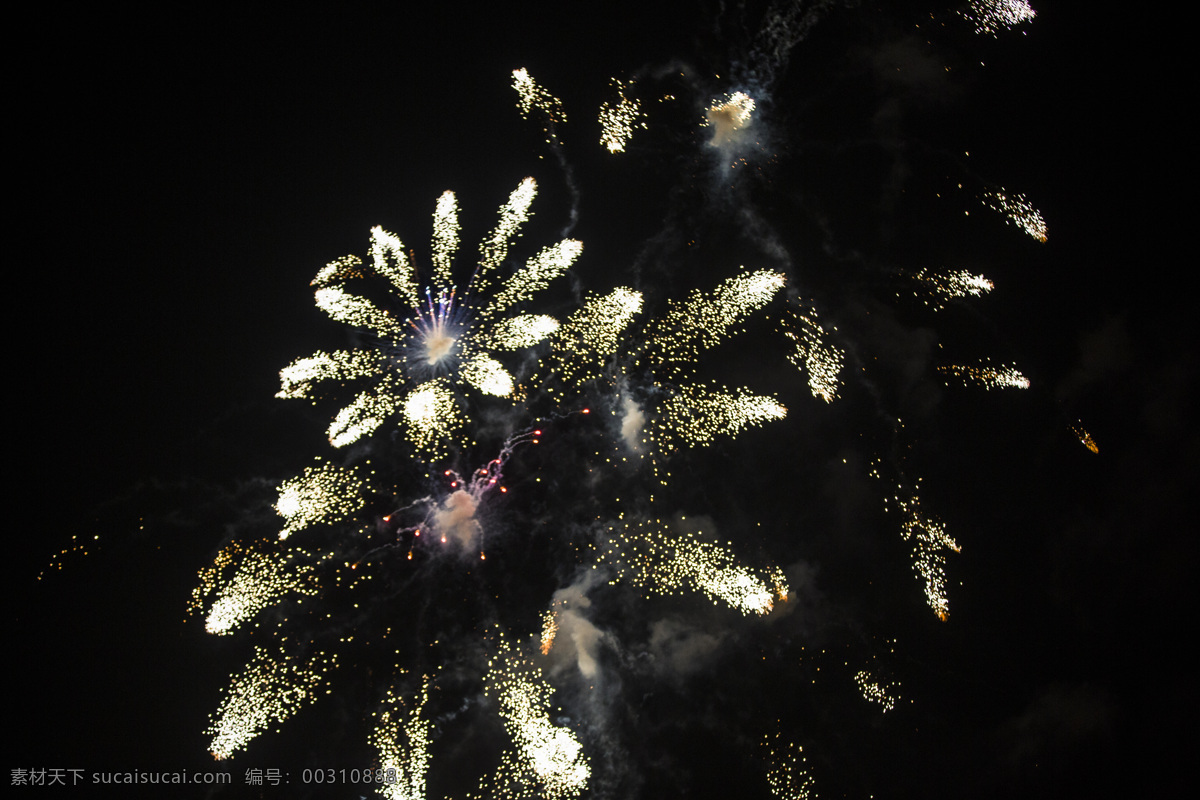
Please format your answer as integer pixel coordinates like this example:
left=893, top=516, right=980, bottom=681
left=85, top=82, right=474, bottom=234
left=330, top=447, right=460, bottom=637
left=13, top=2, right=1193, bottom=798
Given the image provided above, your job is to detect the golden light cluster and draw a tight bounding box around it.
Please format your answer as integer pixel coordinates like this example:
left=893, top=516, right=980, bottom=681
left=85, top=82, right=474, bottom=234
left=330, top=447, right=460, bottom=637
left=598, top=78, right=646, bottom=153
left=981, top=188, right=1048, bottom=241
left=370, top=680, right=432, bottom=800
left=912, top=267, right=994, bottom=310
left=1071, top=421, right=1100, bottom=454
left=761, top=731, right=815, bottom=800
left=781, top=303, right=844, bottom=402
left=539, top=609, right=558, bottom=655
left=481, top=631, right=590, bottom=799
left=597, top=519, right=788, bottom=616
left=894, top=492, right=961, bottom=622
left=659, top=383, right=787, bottom=448
left=194, top=542, right=327, bottom=635
left=939, top=360, right=1030, bottom=390
left=958, top=0, right=1037, bottom=36
left=512, top=68, right=567, bottom=145
left=275, top=460, right=366, bottom=540
left=703, top=91, right=756, bottom=146
left=207, top=646, right=338, bottom=759
left=854, top=670, right=898, bottom=712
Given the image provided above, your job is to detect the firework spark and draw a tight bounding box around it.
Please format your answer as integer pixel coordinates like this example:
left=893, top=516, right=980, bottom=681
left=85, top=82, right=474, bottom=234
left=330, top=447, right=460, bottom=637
left=762, top=731, right=816, bottom=800
left=854, top=669, right=898, bottom=712
left=275, top=460, right=366, bottom=540
left=370, top=680, right=432, bottom=800
left=1071, top=421, right=1100, bottom=454
left=598, top=78, right=646, bottom=153
left=192, top=540, right=328, bottom=635
left=629, top=269, right=788, bottom=457
left=981, top=188, right=1048, bottom=242
left=782, top=302, right=844, bottom=402
left=911, top=267, right=994, bottom=310
left=890, top=485, right=961, bottom=621
left=958, top=0, right=1037, bottom=36
left=381, top=428, right=542, bottom=558
left=207, top=646, right=338, bottom=759
left=597, top=517, right=788, bottom=616
left=512, top=68, right=567, bottom=145
left=704, top=91, right=756, bottom=147
left=477, top=630, right=590, bottom=800
left=939, top=359, right=1031, bottom=389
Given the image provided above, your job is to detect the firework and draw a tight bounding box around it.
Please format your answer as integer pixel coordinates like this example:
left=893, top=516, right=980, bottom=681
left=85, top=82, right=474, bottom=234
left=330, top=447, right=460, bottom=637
left=275, top=460, right=366, bottom=540
left=207, top=646, right=338, bottom=759
left=278, top=179, right=580, bottom=461
left=512, top=68, right=567, bottom=145
left=704, top=91, right=756, bottom=147
left=598, top=518, right=788, bottom=616
left=187, top=6, right=1068, bottom=794
left=545, top=287, right=644, bottom=388
left=370, top=680, right=432, bottom=800
left=958, top=0, right=1037, bottom=36
left=781, top=302, right=844, bottom=402
left=886, top=484, right=961, bottom=621
left=854, top=669, right=898, bottom=712
left=762, top=731, right=816, bottom=800
left=598, top=78, right=646, bottom=153
left=628, top=269, right=788, bottom=457
left=939, top=359, right=1030, bottom=390
left=384, top=428, right=542, bottom=557
left=980, top=188, right=1048, bottom=242
left=191, top=540, right=327, bottom=635
left=911, top=267, right=994, bottom=310
left=1071, top=421, right=1100, bottom=454
left=477, top=630, right=590, bottom=800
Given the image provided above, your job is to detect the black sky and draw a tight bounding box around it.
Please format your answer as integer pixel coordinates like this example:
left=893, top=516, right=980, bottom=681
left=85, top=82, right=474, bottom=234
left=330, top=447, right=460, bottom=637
left=12, top=2, right=1193, bottom=798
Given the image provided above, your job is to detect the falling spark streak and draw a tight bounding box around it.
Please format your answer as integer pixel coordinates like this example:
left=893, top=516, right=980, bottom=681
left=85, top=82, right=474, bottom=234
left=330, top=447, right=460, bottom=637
left=648, top=270, right=786, bottom=365
left=911, top=268, right=994, bottom=310
left=939, top=360, right=1030, bottom=389
left=782, top=303, right=844, bottom=402
left=278, top=179, right=579, bottom=460
left=194, top=542, right=328, bottom=635
left=660, top=384, right=788, bottom=448
left=632, top=269, right=788, bottom=457
left=1071, top=421, right=1100, bottom=454
left=598, top=78, right=646, bottom=153
left=370, top=680, right=432, bottom=800
left=207, top=646, right=337, bottom=759
left=545, top=287, right=643, bottom=387
left=539, top=609, right=558, bottom=655
left=981, top=189, right=1048, bottom=242
left=512, top=68, right=567, bottom=146
left=598, top=519, right=788, bottom=616
left=890, top=488, right=961, bottom=621
left=958, top=0, right=1037, bottom=36
left=481, top=630, right=590, bottom=799
left=275, top=461, right=365, bottom=540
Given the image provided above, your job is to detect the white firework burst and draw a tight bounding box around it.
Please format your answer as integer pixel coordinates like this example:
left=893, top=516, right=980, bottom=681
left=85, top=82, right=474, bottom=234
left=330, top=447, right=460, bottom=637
left=278, top=179, right=581, bottom=462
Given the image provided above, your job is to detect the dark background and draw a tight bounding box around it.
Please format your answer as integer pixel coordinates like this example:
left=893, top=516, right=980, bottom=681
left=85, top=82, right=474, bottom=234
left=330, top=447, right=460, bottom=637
left=12, top=2, right=1192, bottom=798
